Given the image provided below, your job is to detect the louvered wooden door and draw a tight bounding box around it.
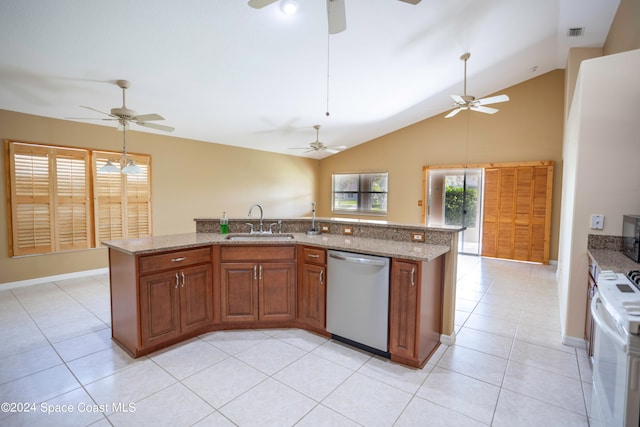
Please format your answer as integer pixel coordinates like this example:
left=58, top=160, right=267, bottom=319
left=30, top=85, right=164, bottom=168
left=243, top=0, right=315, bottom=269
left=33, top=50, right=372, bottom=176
left=481, top=163, right=553, bottom=264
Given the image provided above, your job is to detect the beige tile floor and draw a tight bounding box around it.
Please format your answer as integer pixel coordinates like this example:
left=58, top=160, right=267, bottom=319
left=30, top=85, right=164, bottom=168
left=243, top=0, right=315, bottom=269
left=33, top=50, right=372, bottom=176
left=0, top=255, right=593, bottom=426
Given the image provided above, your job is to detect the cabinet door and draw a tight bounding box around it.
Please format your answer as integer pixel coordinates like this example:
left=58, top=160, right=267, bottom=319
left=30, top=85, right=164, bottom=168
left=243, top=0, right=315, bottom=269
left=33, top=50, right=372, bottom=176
left=389, top=259, right=418, bottom=358
left=179, top=264, right=213, bottom=334
left=260, top=262, right=296, bottom=321
left=298, top=263, right=326, bottom=328
left=220, top=263, right=258, bottom=322
left=140, top=271, right=181, bottom=347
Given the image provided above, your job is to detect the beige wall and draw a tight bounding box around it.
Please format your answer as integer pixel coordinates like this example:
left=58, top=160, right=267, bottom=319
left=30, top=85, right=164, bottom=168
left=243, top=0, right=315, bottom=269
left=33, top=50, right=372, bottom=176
left=0, top=110, right=319, bottom=285
left=557, top=0, right=640, bottom=341
left=603, top=0, right=640, bottom=56
left=318, top=70, right=565, bottom=261
left=558, top=49, right=640, bottom=341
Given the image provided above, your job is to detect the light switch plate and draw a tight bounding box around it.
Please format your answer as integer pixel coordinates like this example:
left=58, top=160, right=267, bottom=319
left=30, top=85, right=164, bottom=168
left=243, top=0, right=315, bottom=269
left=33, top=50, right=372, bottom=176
left=341, top=226, right=353, bottom=235
left=591, top=214, right=604, bottom=230
left=320, top=224, right=330, bottom=233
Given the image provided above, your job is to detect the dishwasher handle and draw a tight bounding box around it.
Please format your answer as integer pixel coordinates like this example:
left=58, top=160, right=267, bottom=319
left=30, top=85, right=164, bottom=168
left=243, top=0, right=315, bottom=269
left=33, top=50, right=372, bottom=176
left=329, top=252, right=387, bottom=267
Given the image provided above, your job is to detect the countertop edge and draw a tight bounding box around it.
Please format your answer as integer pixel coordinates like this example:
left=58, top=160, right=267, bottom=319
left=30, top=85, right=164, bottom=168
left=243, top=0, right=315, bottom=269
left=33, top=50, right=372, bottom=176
left=103, top=232, right=451, bottom=262
left=587, top=248, right=640, bottom=274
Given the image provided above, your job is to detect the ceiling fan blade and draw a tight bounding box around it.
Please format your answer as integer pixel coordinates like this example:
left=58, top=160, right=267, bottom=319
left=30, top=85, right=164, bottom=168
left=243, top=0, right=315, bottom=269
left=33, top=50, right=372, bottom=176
left=325, top=148, right=340, bottom=154
left=81, top=105, right=116, bottom=117
left=475, top=94, right=509, bottom=106
left=445, top=108, right=463, bottom=118
left=327, top=0, right=346, bottom=34
left=134, top=113, right=165, bottom=121
left=66, top=117, right=116, bottom=121
left=135, top=121, right=175, bottom=132
left=471, top=105, right=498, bottom=114
left=450, top=94, right=465, bottom=104
left=248, top=0, right=278, bottom=9
left=398, top=0, right=422, bottom=4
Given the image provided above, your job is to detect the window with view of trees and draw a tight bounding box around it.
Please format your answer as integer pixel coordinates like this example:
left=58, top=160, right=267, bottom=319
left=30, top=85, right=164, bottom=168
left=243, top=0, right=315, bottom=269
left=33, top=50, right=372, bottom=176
left=332, top=172, right=388, bottom=214
left=6, top=141, right=152, bottom=257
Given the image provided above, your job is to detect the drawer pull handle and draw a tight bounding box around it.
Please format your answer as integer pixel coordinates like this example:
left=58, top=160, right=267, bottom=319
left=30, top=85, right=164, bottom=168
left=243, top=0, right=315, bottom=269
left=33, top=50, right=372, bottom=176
left=171, top=257, right=186, bottom=262
left=320, top=270, right=324, bottom=284
left=259, top=265, right=263, bottom=280
left=175, top=273, right=180, bottom=288
left=181, top=272, right=186, bottom=288
left=308, top=254, right=320, bottom=258
left=254, top=265, right=257, bottom=280
left=411, top=267, right=415, bottom=286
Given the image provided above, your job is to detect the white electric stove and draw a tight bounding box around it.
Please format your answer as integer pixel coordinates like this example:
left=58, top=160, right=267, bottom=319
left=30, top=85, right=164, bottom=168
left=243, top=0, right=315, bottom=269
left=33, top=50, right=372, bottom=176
left=591, top=270, right=640, bottom=426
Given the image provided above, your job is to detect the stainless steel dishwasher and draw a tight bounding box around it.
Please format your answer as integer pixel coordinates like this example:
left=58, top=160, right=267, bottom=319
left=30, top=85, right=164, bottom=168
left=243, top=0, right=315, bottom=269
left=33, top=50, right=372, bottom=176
left=326, top=250, right=390, bottom=355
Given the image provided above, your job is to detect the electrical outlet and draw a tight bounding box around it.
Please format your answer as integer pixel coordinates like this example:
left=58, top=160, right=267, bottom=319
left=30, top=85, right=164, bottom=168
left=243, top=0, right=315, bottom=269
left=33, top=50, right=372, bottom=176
left=341, top=226, right=353, bottom=235
left=591, top=214, right=604, bottom=230
left=320, top=224, right=330, bottom=233
left=411, top=232, right=425, bottom=242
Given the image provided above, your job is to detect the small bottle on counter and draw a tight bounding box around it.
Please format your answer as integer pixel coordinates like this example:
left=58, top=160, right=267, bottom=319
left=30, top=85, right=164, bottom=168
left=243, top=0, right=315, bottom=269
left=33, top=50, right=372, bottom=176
left=220, top=212, right=229, bottom=234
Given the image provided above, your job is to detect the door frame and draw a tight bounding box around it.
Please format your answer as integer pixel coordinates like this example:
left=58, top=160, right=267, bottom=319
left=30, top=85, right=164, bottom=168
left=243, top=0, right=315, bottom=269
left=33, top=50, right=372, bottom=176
left=422, top=160, right=554, bottom=263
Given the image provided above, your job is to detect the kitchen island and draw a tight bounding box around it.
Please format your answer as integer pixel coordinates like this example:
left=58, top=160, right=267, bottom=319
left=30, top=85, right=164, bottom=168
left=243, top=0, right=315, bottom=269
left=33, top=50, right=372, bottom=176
left=104, top=219, right=462, bottom=368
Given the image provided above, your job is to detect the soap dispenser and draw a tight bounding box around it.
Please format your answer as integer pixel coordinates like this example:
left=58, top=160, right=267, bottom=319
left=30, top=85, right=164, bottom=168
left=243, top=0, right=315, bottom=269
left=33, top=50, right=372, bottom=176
left=220, top=212, right=229, bottom=234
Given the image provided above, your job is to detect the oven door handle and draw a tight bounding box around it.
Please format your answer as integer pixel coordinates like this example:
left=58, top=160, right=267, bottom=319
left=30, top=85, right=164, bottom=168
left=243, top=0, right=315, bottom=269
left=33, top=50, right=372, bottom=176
left=591, top=295, right=628, bottom=352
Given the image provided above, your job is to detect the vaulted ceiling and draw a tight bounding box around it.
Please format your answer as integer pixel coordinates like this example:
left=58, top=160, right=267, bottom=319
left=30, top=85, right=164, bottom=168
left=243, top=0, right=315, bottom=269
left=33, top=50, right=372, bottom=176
left=0, top=0, right=620, bottom=158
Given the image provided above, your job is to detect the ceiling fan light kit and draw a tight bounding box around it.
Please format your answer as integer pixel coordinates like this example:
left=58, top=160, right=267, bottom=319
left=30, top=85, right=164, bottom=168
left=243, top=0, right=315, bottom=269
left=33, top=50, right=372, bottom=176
left=248, top=0, right=421, bottom=35
left=445, top=52, right=510, bottom=119
left=279, top=0, right=298, bottom=15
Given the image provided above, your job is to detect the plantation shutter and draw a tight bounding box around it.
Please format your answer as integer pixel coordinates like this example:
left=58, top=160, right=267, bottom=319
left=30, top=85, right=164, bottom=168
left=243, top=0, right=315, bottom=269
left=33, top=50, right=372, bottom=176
left=92, top=151, right=152, bottom=245
left=8, top=142, right=91, bottom=256
left=481, top=163, right=553, bottom=264
left=55, top=149, right=92, bottom=251
left=125, top=158, right=151, bottom=238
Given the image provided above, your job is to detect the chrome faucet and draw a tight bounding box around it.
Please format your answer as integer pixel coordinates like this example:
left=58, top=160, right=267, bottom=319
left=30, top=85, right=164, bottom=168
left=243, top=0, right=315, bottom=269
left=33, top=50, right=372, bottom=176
left=248, top=204, right=265, bottom=233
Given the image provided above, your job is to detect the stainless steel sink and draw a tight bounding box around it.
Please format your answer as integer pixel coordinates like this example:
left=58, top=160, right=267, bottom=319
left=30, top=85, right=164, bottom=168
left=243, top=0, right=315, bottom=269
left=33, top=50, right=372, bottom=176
left=224, top=233, right=295, bottom=241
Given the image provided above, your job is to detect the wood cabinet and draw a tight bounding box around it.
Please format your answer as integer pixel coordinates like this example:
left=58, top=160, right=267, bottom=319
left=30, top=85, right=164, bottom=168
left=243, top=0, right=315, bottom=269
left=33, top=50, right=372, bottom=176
left=110, top=246, right=213, bottom=357
left=297, top=246, right=327, bottom=330
left=109, top=240, right=447, bottom=368
left=220, top=245, right=296, bottom=323
left=389, top=256, right=443, bottom=368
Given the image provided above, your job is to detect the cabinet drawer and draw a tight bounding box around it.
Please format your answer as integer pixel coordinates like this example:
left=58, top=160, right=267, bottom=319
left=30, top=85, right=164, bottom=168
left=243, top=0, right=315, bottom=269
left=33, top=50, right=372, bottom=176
left=301, top=247, right=326, bottom=265
left=221, top=245, right=295, bottom=262
left=139, top=247, right=212, bottom=274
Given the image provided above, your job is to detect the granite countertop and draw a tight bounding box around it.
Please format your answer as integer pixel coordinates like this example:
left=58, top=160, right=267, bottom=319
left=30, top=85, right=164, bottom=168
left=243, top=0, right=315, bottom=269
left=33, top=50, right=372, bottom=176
left=587, top=248, right=640, bottom=273
left=103, top=232, right=451, bottom=262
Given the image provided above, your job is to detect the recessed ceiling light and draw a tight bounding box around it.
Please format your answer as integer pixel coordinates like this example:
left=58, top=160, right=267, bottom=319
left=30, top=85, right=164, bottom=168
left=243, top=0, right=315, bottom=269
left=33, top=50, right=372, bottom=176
left=280, top=0, right=298, bottom=15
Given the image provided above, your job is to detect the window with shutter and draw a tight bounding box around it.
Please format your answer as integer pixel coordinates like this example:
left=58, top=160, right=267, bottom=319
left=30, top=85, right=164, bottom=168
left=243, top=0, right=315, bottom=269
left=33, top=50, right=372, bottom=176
left=92, top=151, right=152, bottom=245
left=7, top=142, right=92, bottom=256
left=6, top=141, right=152, bottom=257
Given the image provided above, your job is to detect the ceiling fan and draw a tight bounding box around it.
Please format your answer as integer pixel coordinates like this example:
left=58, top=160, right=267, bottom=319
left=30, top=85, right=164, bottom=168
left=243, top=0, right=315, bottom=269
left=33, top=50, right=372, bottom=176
left=70, top=80, right=174, bottom=132
left=248, top=0, right=421, bottom=34
left=289, top=125, right=347, bottom=154
left=445, top=53, right=510, bottom=119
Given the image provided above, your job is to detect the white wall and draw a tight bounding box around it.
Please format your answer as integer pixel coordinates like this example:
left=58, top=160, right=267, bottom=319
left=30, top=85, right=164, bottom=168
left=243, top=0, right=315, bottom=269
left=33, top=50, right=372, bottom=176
left=558, top=49, right=640, bottom=341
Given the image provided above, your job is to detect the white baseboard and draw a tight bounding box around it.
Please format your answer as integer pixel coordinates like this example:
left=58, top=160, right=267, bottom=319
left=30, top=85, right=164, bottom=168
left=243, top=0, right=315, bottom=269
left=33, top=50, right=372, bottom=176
left=1, top=268, right=109, bottom=291
left=562, top=335, right=586, bottom=349
left=440, top=333, right=456, bottom=346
